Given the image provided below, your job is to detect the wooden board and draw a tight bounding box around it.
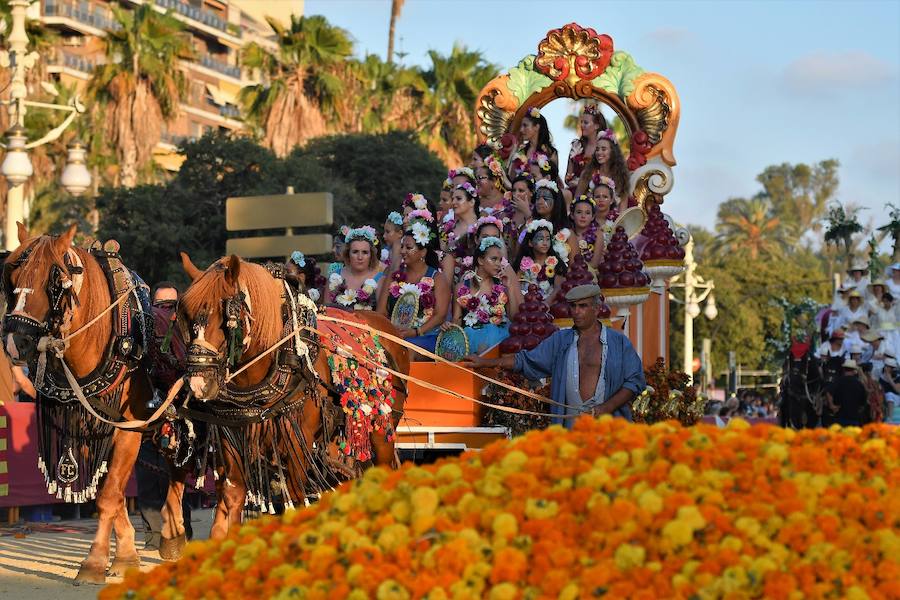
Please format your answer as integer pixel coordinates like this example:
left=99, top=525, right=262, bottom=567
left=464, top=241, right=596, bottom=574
left=405, top=362, right=482, bottom=427
left=226, top=192, right=333, bottom=231
left=225, top=234, right=333, bottom=259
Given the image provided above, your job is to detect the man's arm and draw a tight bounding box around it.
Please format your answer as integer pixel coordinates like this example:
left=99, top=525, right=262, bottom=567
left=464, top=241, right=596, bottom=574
left=460, top=331, right=562, bottom=380
left=460, top=354, right=516, bottom=370
left=12, top=366, right=36, bottom=400
left=593, top=387, right=635, bottom=415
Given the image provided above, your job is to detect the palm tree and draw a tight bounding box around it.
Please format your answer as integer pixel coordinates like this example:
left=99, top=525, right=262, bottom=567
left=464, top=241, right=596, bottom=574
left=421, top=44, right=499, bottom=165
left=345, top=54, right=425, bottom=134
left=88, top=4, right=193, bottom=187
left=241, top=15, right=353, bottom=157
left=387, top=0, right=405, bottom=63
left=714, top=197, right=787, bottom=260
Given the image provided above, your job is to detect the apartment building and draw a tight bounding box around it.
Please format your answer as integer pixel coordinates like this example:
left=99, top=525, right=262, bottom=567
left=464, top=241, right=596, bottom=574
left=32, top=0, right=296, bottom=169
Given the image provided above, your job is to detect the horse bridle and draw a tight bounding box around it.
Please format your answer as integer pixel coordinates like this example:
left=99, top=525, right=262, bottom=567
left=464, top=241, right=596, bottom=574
left=2, top=241, right=84, bottom=349
left=185, top=287, right=253, bottom=380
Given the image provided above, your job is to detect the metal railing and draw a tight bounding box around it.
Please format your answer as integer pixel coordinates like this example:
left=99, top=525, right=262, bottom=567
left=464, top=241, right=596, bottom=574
left=153, top=0, right=235, bottom=36
left=199, top=54, right=241, bottom=79
left=219, top=104, right=240, bottom=119
left=49, top=50, right=103, bottom=73
left=43, top=1, right=123, bottom=32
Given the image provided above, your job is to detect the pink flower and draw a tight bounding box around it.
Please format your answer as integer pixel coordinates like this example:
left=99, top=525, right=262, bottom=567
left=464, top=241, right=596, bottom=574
left=492, top=284, right=505, bottom=296
left=467, top=297, right=481, bottom=311
left=520, top=257, right=534, bottom=270
left=420, top=293, right=435, bottom=309
left=457, top=286, right=471, bottom=298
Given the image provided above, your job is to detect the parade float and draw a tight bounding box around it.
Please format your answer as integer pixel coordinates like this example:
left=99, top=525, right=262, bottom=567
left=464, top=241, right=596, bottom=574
left=400, top=23, right=688, bottom=452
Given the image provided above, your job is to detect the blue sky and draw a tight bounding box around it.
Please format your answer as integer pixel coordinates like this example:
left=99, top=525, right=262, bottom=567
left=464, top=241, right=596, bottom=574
left=304, top=0, right=900, bottom=233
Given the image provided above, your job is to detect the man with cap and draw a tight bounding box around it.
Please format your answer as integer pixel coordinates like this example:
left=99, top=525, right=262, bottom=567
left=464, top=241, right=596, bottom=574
left=816, top=329, right=848, bottom=360
left=462, top=284, right=645, bottom=427
left=824, top=360, right=871, bottom=426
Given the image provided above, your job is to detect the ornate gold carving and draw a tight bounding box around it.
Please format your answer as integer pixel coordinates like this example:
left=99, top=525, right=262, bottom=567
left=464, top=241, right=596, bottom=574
left=628, top=73, right=680, bottom=166
left=476, top=89, right=514, bottom=147
left=535, top=23, right=614, bottom=86
left=630, top=161, right=674, bottom=209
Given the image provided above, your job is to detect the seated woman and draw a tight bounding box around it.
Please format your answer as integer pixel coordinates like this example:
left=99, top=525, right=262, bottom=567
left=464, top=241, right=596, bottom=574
left=381, top=211, right=404, bottom=272
left=441, top=182, right=480, bottom=283
left=285, top=251, right=324, bottom=304
left=327, top=226, right=383, bottom=311
left=508, top=107, right=558, bottom=179
left=508, top=173, right=535, bottom=238
left=568, top=194, right=601, bottom=269
left=446, top=236, right=522, bottom=355
left=514, top=219, right=569, bottom=301
left=565, top=103, right=607, bottom=192
left=377, top=213, right=450, bottom=352
left=572, top=128, right=629, bottom=204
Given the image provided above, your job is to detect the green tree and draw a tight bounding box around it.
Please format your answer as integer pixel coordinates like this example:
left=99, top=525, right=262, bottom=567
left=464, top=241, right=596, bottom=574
left=713, top=197, right=787, bottom=260
left=757, top=160, right=839, bottom=244
left=241, top=15, right=353, bottom=157
left=88, top=4, right=194, bottom=187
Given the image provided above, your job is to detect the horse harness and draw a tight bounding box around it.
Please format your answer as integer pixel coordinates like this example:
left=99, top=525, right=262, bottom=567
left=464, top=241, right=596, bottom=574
left=2, top=240, right=151, bottom=415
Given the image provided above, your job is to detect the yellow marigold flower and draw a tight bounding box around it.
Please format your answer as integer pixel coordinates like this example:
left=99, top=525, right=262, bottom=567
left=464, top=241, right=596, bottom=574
left=576, top=467, right=611, bottom=489
left=558, top=583, right=580, bottom=600
left=558, top=443, right=579, bottom=459
left=377, top=579, right=411, bottom=600
left=614, top=544, right=646, bottom=570
left=489, top=583, right=518, bottom=600
left=347, top=564, right=365, bottom=585
left=676, top=505, right=706, bottom=531
left=478, top=475, right=506, bottom=498
left=377, top=524, right=410, bottom=552
left=727, top=417, right=750, bottom=430
left=586, top=492, right=610, bottom=510
left=764, top=443, right=788, bottom=462
left=662, top=519, right=694, bottom=546
left=492, top=512, right=519, bottom=539
left=735, top=516, right=761, bottom=537
left=391, top=499, right=412, bottom=523
left=877, top=530, right=900, bottom=556
left=669, top=463, right=694, bottom=487
left=501, top=449, right=529, bottom=470
left=638, top=489, right=664, bottom=514
left=348, top=590, right=369, bottom=600
left=437, top=463, right=463, bottom=481
left=233, top=538, right=266, bottom=571
left=720, top=535, right=742, bottom=552
left=426, top=588, right=449, bottom=600
left=333, top=491, right=357, bottom=513
left=525, top=498, right=559, bottom=520
left=846, top=586, right=870, bottom=600
left=609, top=450, right=630, bottom=468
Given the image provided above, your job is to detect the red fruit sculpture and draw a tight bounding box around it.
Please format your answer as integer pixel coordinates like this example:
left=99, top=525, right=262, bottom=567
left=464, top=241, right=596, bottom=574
left=549, top=253, right=604, bottom=320
left=500, top=284, right=559, bottom=354
left=638, top=201, right=686, bottom=285
left=597, top=225, right=651, bottom=308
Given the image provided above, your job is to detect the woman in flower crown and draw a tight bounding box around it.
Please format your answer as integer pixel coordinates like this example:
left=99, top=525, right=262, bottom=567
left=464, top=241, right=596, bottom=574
left=531, top=179, right=571, bottom=241
left=442, top=236, right=522, bottom=354
left=377, top=214, right=450, bottom=352
left=471, top=143, right=494, bottom=169
left=285, top=251, right=325, bottom=304
left=438, top=177, right=454, bottom=223
left=508, top=107, right=558, bottom=179
left=573, top=128, right=629, bottom=203
left=514, top=220, right=569, bottom=301
left=328, top=225, right=352, bottom=275
left=476, top=154, right=512, bottom=215
left=449, top=166, right=477, bottom=188
left=591, top=174, right=619, bottom=248
left=327, top=226, right=384, bottom=311
left=381, top=211, right=404, bottom=272
left=441, top=182, right=481, bottom=283
left=568, top=194, right=602, bottom=269
left=565, top=103, right=608, bottom=192
left=402, top=192, right=435, bottom=221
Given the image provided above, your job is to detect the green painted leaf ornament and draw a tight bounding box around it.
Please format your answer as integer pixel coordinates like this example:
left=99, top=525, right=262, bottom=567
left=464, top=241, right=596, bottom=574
left=592, top=51, right=645, bottom=99
left=507, top=55, right=553, bottom=105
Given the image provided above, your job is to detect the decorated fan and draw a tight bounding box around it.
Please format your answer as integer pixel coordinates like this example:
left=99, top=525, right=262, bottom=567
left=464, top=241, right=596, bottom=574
left=390, top=292, right=419, bottom=330
left=435, top=324, right=470, bottom=361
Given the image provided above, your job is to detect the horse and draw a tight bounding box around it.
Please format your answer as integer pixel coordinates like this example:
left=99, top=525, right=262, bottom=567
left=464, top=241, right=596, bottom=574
left=175, top=253, right=409, bottom=541
left=778, top=341, right=824, bottom=429
left=1, top=224, right=182, bottom=584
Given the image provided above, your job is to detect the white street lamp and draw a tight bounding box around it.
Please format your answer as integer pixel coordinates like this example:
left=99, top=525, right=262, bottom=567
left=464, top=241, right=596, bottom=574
left=60, top=140, right=92, bottom=196
left=686, top=301, right=701, bottom=319
left=704, top=295, right=718, bottom=321
left=1, top=125, right=33, bottom=185
left=669, top=236, right=716, bottom=384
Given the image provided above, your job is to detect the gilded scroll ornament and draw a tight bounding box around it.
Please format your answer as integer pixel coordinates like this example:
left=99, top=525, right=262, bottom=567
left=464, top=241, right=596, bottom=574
left=535, top=23, right=614, bottom=86
left=630, top=160, right=674, bottom=209
left=628, top=73, right=680, bottom=166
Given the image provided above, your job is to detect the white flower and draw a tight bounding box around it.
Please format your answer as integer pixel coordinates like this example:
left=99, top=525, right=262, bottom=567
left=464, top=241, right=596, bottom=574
left=442, top=209, right=455, bottom=223
left=380, top=248, right=389, bottom=261
left=359, top=403, right=373, bottom=416
left=363, top=278, right=378, bottom=292
left=328, top=272, right=343, bottom=289
left=307, top=288, right=320, bottom=302
left=464, top=312, right=480, bottom=327
left=535, top=179, right=559, bottom=193
left=411, top=221, right=431, bottom=246
left=398, top=282, right=421, bottom=297
left=336, top=289, right=358, bottom=306
left=414, top=197, right=428, bottom=210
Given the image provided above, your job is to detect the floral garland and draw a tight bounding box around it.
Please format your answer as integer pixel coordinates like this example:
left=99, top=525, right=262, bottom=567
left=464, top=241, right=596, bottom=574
left=389, top=268, right=435, bottom=328
left=518, top=255, right=560, bottom=298
left=103, top=419, right=900, bottom=600
left=403, top=193, right=429, bottom=211
left=590, top=173, right=617, bottom=194
left=345, top=225, right=378, bottom=246
left=530, top=152, right=552, bottom=175
left=448, top=166, right=475, bottom=182
left=457, top=274, right=509, bottom=328
left=484, top=154, right=505, bottom=179
left=328, top=272, right=378, bottom=310
left=598, top=127, right=618, bottom=145
left=577, top=220, right=600, bottom=262
left=535, top=179, right=559, bottom=194
left=386, top=211, right=403, bottom=227
left=468, top=214, right=505, bottom=237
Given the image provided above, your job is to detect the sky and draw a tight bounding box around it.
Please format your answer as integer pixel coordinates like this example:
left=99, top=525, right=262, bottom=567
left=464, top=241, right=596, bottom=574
left=304, top=0, right=900, bottom=234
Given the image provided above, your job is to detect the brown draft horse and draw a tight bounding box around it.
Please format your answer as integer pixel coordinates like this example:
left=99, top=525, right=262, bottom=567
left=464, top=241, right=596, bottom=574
left=177, top=254, right=409, bottom=540
left=2, top=224, right=180, bottom=584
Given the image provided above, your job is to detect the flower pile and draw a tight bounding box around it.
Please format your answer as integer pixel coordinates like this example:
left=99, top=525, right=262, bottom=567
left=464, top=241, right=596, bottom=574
left=456, top=276, right=508, bottom=328
left=104, top=418, right=899, bottom=600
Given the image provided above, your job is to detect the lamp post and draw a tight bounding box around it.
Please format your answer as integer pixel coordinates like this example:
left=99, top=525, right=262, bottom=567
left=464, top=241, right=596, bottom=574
left=669, top=236, right=717, bottom=384
left=1, top=0, right=90, bottom=250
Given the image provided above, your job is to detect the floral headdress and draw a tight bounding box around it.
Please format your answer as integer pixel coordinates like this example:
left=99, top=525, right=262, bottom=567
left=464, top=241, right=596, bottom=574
left=484, top=154, right=504, bottom=179
left=338, top=225, right=351, bottom=239
left=526, top=219, right=569, bottom=264
left=449, top=166, right=476, bottom=182
left=290, top=251, right=306, bottom=268
left=530, top=152, right=552, bottom=174
left=583, top=103, right=599, bottom=116
left=589, top=174, right=616, bottom=193
left=534, top=179, right=559, bottom=194
left=441, top=177, right=453, bottom=191
left=345, top=225, right=379, bottom=246
left=572, top=194, right=597, bottom=210
left=406, top=208, right=434, bottom=224
left=406, top=216, right=437, bottom=247
left=598, top=128, right=619, bottom=145
left=404, top=192, right=429, bottom=211
left=386, top=211, right=403, bottom=227
left=455, top=182, right=479, bottom=199
left=526, top=219, right=554, bottom=235
left=468, top=215, right=505, bottom=236
left=478, top=236, right=504, bottom=253
left=526, top=106, right=541, bottom=119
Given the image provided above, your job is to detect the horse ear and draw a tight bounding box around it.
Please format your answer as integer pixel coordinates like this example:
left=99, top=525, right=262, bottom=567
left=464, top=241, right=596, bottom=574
left=224, top=254, right=241, bottom=288
left=55, top=224, right=77, bottom=252
left=16, top=222, right=29, bottom=245
left=180, top=252, right=203, bottom=282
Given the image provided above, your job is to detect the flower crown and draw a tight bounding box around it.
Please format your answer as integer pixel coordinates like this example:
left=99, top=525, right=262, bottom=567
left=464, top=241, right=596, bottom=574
left=406, top=218, right=436, bottom=247
left=406, top=208, right=434, bottom=224
left=345, top=225, right=379, bottom=246
left=527, top=219, right=554, bottom=235
left=583, top=103, right=599, bottom=116
left=590, top=174, right=616, bottom=193
left=572, top=194, right=597, bottom=210
left=598, top=128, right=618, bottom=145
left=530, top=152, right=552, bottom=173
left=484, top=154, right=504, bottom=179
left=387, top=211, right=403, bottom=227
left=442, top=177, right=453, bottom=191
left=534, top=179, right=559, bottom=194
left=526, top=106, right=541, bottom=119
left=468, top=215, right=505, bottom=236
left=404, top=192, right=429, bottom=210
left=339, top=225, right=351, bottom=238
left=455, top=182, right=479, bottom=198
left=449, top=166, right=475, bottom=182
left=290, top=251, right=306, bottom=268
left=478, top=236, right=504, bottom=253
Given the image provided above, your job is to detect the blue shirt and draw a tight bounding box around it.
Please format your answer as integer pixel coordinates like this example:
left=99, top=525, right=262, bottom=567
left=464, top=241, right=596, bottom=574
left=513, top=326, right=646, bottom=427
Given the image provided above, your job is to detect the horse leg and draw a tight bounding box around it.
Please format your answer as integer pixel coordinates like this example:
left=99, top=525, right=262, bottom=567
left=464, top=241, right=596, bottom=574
left=107, top=500, right=141, bottom=576
left=158, top=467, right=187, bottom=561
left=209, top=452, right=246, bottom=540
left=75, top=428, right=141, bottom=585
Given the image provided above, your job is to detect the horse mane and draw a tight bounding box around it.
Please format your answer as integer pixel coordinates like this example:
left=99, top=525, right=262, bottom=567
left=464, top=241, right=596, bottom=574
left=181, top=257, right=284, bottom=350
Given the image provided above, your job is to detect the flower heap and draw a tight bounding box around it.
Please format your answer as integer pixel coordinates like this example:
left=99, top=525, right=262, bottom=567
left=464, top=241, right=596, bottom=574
left=500, top=283, right=558, bottom=354
left=638, top=201, right=686, bottom=285
left=103, top=418, right=900, bottom=600
left=456, top=281, right=508, bottom=328
left=632, top=358, right=707, bottom=426
left=598, top=225, right=652, bottom=308
left=550, top=253, right=610, bottom=320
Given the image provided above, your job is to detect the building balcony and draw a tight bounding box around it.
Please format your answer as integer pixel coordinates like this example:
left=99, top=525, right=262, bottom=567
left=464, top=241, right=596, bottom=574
left=199, top=54, right=241, bottom=79
left=43, top=1, right=123, bottom=33
left=153, top=0, right=235, bottom=36
left=48, top=50, right=103, bottom=73
left=219, top=104, right=240, bottom=119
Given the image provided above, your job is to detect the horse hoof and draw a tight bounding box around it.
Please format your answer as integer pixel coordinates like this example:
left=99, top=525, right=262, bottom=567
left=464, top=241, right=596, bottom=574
left=159, top=534, right=187, bottom=561
left=107, top=555, right=141, bottom=577
left=74, top=563, right=107, bottom=585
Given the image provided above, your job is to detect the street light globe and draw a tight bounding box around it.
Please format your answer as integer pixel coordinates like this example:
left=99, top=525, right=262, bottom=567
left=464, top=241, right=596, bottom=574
left=60, top=140, right=92, bottom=196
left=1, top=125, right=33, bottom=186
left=704, top=296, right=718, bottom=320
left=686, top=301, right=701, bottom=319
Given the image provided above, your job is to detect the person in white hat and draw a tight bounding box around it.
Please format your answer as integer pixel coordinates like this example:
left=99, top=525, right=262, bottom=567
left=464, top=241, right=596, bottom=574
left=869, top=288, right=894, bottom=330
left=886, top=263, right=900, bottom=300
left=861, top=330, right=888, bottom=380
left=816, top=329, right=849, bottom=359
left=846, top=263, right=870, bottom=297
left=834, top=292, right=868, bottom=340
